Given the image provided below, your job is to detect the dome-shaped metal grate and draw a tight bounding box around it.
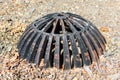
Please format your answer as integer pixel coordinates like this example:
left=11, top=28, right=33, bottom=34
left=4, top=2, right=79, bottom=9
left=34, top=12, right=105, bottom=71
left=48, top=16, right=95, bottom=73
left=17, top=12, right=106, bottom=70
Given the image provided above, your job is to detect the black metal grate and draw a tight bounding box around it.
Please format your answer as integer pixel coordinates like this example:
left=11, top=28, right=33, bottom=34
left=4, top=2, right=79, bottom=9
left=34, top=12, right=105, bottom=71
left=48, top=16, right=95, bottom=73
left=17, top=12, right=106, bottom=70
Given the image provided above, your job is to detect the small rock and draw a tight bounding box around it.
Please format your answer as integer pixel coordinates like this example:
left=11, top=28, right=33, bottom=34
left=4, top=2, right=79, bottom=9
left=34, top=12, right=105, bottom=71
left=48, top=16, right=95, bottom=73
left=6, top=44, right=12, bottom=52
left=30, top=8, right=36, bottom=13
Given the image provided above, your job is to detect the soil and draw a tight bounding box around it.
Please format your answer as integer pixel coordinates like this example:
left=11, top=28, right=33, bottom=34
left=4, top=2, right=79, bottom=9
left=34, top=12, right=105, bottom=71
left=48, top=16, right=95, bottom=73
left=0, top=0, right=120, bottom=80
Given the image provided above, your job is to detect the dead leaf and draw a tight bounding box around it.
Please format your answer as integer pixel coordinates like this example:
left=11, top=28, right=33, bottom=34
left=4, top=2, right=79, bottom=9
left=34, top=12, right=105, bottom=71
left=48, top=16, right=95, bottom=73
left=99, top=27, right=109, bottom=32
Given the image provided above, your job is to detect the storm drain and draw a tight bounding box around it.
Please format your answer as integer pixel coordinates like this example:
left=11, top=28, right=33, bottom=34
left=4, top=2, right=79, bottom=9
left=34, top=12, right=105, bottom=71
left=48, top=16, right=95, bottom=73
left=17, top=12, right=106, bottom=70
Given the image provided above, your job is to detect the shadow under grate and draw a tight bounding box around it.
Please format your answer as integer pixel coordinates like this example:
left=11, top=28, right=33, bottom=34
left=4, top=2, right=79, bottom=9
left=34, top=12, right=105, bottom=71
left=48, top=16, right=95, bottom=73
left=17, top=12, right=106, bottom=70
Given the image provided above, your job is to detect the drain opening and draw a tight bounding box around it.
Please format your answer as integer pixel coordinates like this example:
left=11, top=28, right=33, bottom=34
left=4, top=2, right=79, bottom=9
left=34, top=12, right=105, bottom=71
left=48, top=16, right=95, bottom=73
left=60, top=37, right=64, bottom=69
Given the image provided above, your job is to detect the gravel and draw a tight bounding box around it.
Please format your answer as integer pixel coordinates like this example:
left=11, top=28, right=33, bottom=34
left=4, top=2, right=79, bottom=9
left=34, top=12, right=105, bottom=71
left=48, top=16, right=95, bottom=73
left=0, top=0, right=120, bottom=80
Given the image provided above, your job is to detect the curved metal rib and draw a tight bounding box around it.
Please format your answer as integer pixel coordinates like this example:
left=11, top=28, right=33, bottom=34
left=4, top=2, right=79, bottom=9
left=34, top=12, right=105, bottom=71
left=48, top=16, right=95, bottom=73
left=86, top=30, right=102, bottom=56
left=26, top=33, right=42, bottom=63
left=89, top=27, right=105, bottom=51
left=81, top=32, right=99, bottom=63
left=18, top=29, right=34, bottom=54
left=63, top=35, right=71, bottom=70
left=53, top=36, right=60, bottom=68
left=44, top=36, right=53, bottom=68
left=20, top=31, right=37, bottom=58
left=17, top=27, right=33, bottom=48
left=34, top=35, right=47, bottom=65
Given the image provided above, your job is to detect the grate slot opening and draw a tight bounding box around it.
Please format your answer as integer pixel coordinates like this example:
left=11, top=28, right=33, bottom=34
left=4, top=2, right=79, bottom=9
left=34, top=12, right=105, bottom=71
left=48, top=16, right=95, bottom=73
left=49, top=37, right=55, bottom=67
left=67, top=37, right=74, bottom=68
left=74, top=36, right=83, bottom=67
left=54, top=20, right=63, bottom=34
left=59, top=37, right=64, bottom=69
left=38, top=36, right=49, bottom=67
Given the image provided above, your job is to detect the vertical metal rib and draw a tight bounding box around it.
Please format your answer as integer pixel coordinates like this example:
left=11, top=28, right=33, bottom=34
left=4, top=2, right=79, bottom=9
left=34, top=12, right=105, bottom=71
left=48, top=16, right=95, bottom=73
left=81, top=32, right=99, bottom=63
left=75, top=33, right=91, bottom=66
left=18, top=29, right=34, bottom=54
left=44, top=36, right=53, bottom=68
left=54, top=36, right=60, bottom=68
left=63, top=35, right=71, bottom=70
left=26, top=33, right=41, bottom=63
left=69, top=35, right=82, bottom=67
left=51, top=19, right=58, bottom=33
left=20, top=31, right=37, bottom=58
left=34, top=34, right=47, bottom=65
left=60, top=19, right=66, bottom=33
left=86, top=30, right=102, bottom=56
left=85, top=32, right=99, bottom=62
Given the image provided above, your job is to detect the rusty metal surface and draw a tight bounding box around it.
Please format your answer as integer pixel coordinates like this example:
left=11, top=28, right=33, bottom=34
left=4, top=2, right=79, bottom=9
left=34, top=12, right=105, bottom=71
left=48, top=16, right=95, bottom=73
left=17, top=12, right=106, bottom=70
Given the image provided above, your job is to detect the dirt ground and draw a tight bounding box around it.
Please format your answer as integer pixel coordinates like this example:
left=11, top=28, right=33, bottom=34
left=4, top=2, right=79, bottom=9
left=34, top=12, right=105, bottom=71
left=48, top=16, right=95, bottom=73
left=0, top=0, right=120, bottom=80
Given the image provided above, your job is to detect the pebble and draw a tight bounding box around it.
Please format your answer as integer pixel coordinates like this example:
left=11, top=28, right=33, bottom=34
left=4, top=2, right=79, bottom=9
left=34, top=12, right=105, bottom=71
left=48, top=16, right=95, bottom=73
left=30, top=7, right=36, bottom=13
